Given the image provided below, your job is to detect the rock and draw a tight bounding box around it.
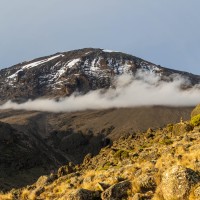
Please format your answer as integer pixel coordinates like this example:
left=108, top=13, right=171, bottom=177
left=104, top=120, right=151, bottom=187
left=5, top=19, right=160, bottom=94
left=65, top=189, right=101, bottom=200
left=36, top=176, right=49, bottom=188
left=34, top=187, right=45, bottom=196
left=161, top=165, right=200, bottom=200
left=97, top=182, right=110, bottom=191
left=101, top=180, right=131, bottom=200
left=132, top=191, right=153, bottom=200
left=83, top=153, right=93, bottom=165
left=136, top=174, right=156, bottom=192
left=58, top=162, right=75, bottom=177
left=132, top=193, right=141, bottom=200
left=172, top=123, right=193, bottom=136
left=36, top=174, right=57, bottom=188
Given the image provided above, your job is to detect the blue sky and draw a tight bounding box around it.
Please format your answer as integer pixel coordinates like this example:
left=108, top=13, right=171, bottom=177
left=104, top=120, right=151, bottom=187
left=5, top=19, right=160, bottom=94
left=1, top=0, right=200, bottom=74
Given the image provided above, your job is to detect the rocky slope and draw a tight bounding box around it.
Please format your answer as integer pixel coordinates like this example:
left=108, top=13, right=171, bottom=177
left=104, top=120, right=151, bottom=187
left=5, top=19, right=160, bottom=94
left=0, top=106, right=193, bottom=191
left=1, top=105, right=200, bottom=200
left=1, top=48, right=200, bottom=102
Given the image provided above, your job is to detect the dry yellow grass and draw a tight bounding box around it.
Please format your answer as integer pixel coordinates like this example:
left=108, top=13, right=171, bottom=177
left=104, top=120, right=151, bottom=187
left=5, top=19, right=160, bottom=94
left=1, top=120, right=200, bottom=199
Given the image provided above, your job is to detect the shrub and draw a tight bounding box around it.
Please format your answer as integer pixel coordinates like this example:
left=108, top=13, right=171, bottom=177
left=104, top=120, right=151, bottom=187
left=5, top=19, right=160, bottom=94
left=114, top=150, right=129, bottom=160
left=190, top=114, right=200, bottom=127
left=99, top=161, right=113, bottom=170
left=191, top=104, right=200, bottom=118
left=166, top=124, right=173, bottom=132
left=160, top=137, right=173, bottom=145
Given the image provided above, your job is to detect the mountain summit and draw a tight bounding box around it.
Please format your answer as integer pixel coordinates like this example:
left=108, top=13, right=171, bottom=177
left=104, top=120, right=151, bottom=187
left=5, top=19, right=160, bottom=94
left=1, top=48, right=200, bottom=102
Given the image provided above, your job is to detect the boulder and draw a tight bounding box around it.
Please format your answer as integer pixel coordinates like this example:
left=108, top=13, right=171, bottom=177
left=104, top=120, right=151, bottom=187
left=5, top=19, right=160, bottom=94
left=161, top=165, right=200, bottom=200
left=132, top=191, right=153, bottom=200
left=101, top=180, right=131, bottom=200
left=83, top=153, right=93, bottom=165
left=36, top=176, right=49, bottom=188
left=65, top=189, right=101, bottom=200
left=172, top=123, right=193, bottom=136
left=136, top=174, right=156, bottom=192
left=58, top=162, right=75, bottom=177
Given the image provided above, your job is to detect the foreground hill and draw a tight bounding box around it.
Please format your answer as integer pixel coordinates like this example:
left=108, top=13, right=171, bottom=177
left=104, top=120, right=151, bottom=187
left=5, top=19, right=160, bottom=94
left=1, top=106, right=200, bottom=200
left=0, top=106, right=193, bottom=191
left=0, top=48, right=200, bottom=102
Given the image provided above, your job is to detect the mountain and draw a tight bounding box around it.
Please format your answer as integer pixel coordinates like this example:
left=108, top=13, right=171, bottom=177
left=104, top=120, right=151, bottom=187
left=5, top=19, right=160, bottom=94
left=0, top=48, right=200, bottom=102
left=0, top=48, right=199, bottom=195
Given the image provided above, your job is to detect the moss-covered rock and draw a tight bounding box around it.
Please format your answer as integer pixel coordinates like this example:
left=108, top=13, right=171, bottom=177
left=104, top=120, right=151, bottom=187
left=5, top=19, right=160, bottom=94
left=191, top=114, right=200, bottom=127
left=65, top=189, right=101, bottom=200
left=172, top=123, right=193, bottom=136
left=191, top=104, right=200, bottom=118
left=101, top=180, right=131, bottom=200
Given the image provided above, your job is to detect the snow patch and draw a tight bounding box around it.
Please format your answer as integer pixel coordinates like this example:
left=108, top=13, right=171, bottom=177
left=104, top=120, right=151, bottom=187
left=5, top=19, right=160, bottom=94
left=102, top=49, right=119, bottom=53
left=85, top=51, right=92, bottom=55
left=52, top=58, right=81, bottom=81
left=67, top=58, right=81, bottom=68
left=7, top=54, right=64, bottom=80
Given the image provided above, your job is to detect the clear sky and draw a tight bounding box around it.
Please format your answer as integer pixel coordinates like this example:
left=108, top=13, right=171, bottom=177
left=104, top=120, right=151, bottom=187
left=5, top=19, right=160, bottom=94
left=1, top=0, right=200, bottom=74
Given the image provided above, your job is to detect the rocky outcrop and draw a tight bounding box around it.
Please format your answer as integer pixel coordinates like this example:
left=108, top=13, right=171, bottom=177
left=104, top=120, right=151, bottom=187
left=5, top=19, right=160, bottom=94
left=160, top=165, right=200, bottom=200
left=101, top=180, right=131, bottom=200
left=57, top=162, right=75, bottom=177
left=136, top=174, right=156, bottom=193
left=65, top=189, right=101, bottom=200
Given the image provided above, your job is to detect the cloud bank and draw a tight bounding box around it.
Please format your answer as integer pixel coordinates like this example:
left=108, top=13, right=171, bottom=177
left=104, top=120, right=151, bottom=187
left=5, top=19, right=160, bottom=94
left=0, top=72, right=200, bottom=113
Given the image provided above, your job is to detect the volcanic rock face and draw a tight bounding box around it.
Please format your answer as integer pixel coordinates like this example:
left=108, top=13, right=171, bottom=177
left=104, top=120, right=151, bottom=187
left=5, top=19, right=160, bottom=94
left=1, top=48, right=200, bottom=102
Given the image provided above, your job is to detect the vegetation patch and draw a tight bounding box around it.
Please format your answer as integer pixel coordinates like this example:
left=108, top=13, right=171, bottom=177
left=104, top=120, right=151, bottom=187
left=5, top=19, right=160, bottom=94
left=190, top=114, right=200, bottom=127
left=114, top=149, right=129, bottom=160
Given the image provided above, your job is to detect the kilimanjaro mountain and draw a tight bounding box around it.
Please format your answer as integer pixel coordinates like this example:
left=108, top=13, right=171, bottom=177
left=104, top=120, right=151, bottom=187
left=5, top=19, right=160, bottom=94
left=1, top=48, right=200, bottom=102
left=0, top=48, right=198, bottom=191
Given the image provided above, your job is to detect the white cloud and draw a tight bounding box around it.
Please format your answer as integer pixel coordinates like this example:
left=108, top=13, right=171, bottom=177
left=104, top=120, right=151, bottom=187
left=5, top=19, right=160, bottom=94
left=0, top=72, right=200, bottom=113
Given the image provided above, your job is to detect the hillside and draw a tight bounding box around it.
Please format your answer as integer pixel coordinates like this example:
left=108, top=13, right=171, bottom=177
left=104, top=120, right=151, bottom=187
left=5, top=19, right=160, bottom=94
left=0, top=106, right=193, bottom=192
left=1, top=106, right=200, bottom=200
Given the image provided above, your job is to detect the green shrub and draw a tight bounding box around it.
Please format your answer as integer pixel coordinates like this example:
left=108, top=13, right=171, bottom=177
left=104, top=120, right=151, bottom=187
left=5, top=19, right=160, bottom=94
left=191, top=104, right=200, bottom=118
left=100, top=161, right=112, bottom=170
left=160, top=137, right=173, bottom=145
left=114, top=149, right=129, bottom=160
left=190, top=114, right=200, bottom=127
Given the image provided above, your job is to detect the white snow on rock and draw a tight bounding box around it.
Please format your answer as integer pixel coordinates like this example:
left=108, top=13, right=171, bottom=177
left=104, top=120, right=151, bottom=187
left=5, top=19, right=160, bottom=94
left=85, top=51, right=92, bottom=55
left=7, top=54, right=64, bottom=79
left=67, top=58, right=81, bottom=68
left=22, top=54, right=64, bottom=70
left=140, top=61, right=162, bottom=74
left=52, top=58, right=81, bottom=80
left=102, top=49, right=119, bottom=53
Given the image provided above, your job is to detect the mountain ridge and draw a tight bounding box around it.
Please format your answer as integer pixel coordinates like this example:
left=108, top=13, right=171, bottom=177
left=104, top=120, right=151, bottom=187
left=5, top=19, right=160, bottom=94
left=1, top=48, right=200, bottom=103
